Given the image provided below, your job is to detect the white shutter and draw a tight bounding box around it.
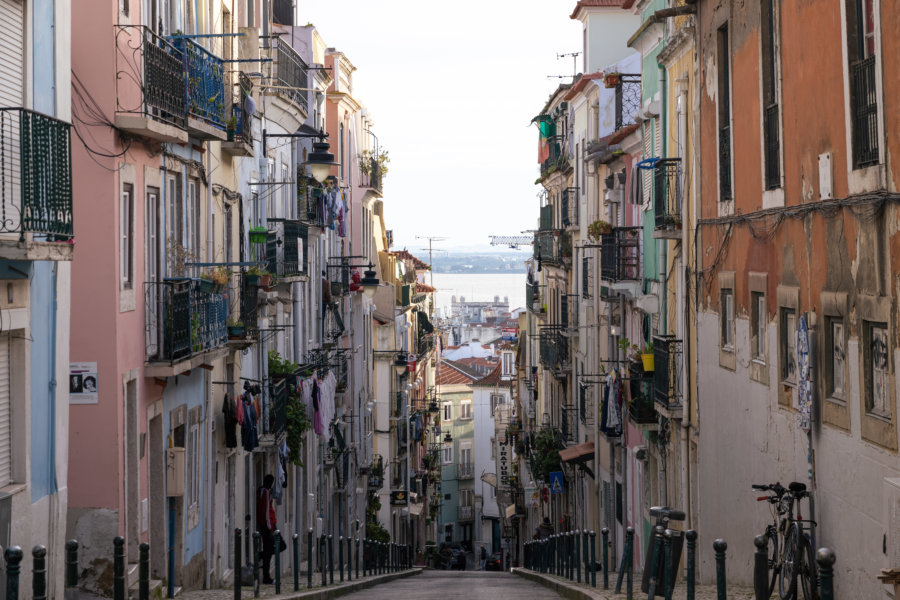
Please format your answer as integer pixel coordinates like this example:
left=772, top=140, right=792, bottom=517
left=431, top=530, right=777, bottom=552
left=642, top=122, right=652, bottom=206
left=0, top=336, right=11, bottom=487
left=0, top=0, right=24, bottom=108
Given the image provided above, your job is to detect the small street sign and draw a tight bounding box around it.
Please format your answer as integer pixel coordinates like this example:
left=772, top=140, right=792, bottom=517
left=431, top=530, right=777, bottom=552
left=549, top=471, right=564, bottom=494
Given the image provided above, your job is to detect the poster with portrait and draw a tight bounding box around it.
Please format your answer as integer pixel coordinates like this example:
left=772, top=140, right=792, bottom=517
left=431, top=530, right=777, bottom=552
left=70, top=362, right=98, bottom=404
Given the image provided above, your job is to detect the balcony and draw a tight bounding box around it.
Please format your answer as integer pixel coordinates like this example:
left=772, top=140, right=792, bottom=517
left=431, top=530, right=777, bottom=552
left=144, top=278, right=228, bottom=370
left=526, top=282, right=544, bottom=316
left=239, top=273, right=260, bottom=339
left=297, top=177, right=328, bottom=229
left=627, top=362, right=658, bottom=429
left=222, top=71, right=254, bottom=156
left=535, top=231, right=560, bottom=267
left=653, top=158, right=682, bottom=238
left=458, top=462, right=474, bottom=480
left=653, top=335, right=683, bottom=417
left=539, top=204, right=554, bottom=231
left=114, top=25, right=188, bottom=142
left=265, top=219, right=309, bottom=280
left=170, top=37, right=227, bottom=140
left=368, top=455, right=384, bottom=490
left=539, top=326, right=569, bottom=376
left=0, top=108, right=73, bottom=260
left=265, top=38, right=309, bottom=129
left=540, top=135, right=568, bottom=177
left=614, top=75, right=641, bottom=132
left=562, top=295, right=578, bottom=332
left=600, top=227, right=641, bottom=282
left=359, top=156, right=383, bottom=196
left=850, top=56, right=878, bottom=169
left=561, top=187, right=579, bottom=228
left=417, top=334, right=434, bottom=357
left=261, top=378, right=288, bottom=442
left=457, top=506, right=475, bottom=522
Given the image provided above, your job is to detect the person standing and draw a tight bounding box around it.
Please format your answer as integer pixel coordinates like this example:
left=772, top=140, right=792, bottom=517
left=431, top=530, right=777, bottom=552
left=480, top=545, right=487, bottom=571
left=256, top=474, right=277, bottom=584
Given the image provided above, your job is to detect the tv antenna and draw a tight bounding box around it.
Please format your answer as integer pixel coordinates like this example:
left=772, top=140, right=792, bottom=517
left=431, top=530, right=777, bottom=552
left=547, top=51, right=581, bottom=80
left=415, top=235, right=446, bottom=288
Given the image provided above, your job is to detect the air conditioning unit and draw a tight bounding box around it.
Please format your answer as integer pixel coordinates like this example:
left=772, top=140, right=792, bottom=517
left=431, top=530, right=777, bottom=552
left=634, top=446, right=649, bottom=462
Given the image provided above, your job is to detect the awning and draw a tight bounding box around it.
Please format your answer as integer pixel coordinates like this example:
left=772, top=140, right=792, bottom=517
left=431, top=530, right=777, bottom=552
left=559, top=442, right=595, bottom=463
left=481, top=473, right=497, bottom=488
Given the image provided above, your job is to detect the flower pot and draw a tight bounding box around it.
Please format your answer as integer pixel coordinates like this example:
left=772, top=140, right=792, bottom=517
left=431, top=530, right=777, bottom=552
left=249, top=227, right=268, bottom=244
left=259, top=274, right=272, bottom=288
left=228, top=325, right=244, bottom=338
left=226, top=129, right=235, bottom=142
left=198, top=278, right=215, bottom=294
left=246, top=274, right=261, bottom=286
left=641, top=353, right=655, bottom=372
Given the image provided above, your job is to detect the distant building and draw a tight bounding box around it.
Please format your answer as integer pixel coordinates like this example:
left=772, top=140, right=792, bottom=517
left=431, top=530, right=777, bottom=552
left=450, top=296, right=510, bottom=321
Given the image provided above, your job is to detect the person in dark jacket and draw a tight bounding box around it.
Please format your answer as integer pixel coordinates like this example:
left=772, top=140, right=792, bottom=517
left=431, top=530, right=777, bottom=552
left=256, top=475, right=276, bottom=583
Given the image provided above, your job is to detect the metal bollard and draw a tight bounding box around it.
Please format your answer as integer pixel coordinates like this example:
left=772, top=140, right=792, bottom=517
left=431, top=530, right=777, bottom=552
left=646, top=526, right=664, bottom=600
left=686, top=530, right=697, bottom=600
left=625, top=527, right=634, bottom=600
left=816, top=548, right=836, bottom=600
left=569, top=532, right=575, bottom=580
left=5, top=546, right=23, bottom=600
left=663, top=529, right=673, bottom=600
left=114, top=536, right=126, bottom=600
left=713, top=539, right=728, bottom=600
left=576, top=530, right=582, bottom=583
left=234, top=529, right=242, bottom=600
left=753, top=535, right=768, bottom=600
left=292, top=533, right=299, bottom=591
left=320, top=536, right=326, bottom=587
left=274, top=530, right=282, bottom=594
left=32, top=545, right=47, bottom=600
left=589, top=531, right=597, bottom=587
left=601, top=528, right=609, bottom=589
left=139, top=542, right=150, bottom=600
left=253, top=532, right=261, bottom=598
left=347, top=537, right=352, bottom=581
left=307, top=529, right=313, bottom=589
left=362, top=539, right=367, bottom=577
left=582, top=530, right=589, bottom=584
left=66, top=539, right=79, bottom=592
left=339, top=536, right=344, bottom=582
left=328, top=535, right=334, bottom=584
left=356, top=538, right=360, bottom=579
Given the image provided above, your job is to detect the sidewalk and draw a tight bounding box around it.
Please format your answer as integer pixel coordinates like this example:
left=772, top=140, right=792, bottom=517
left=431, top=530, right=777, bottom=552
left=175, top=568, right=422, bottom=600
left=512, top=568, right=756, bottom=600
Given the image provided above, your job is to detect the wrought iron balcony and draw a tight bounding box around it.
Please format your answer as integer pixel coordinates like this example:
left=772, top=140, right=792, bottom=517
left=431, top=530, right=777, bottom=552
left=417, top=334, right=434, bottom=357
left=653, top=335, right=683, bottom=413
left=562, top=295, right=578, bottom=331
left=539, top=326, right=569, bottom=374
left=265, top=219, right=309, bottom=279
left=535, top=231, right=560, bottom=267
left=297, top=177, right=328, bottom=229
left=458, top=462, right=474, bottom=480
left=653, top=158, right=682, bottom=232
left=526, top=281, right=544, bottom=315
left=240, top=273, right=260, bottom=339
left=600, top=227, right=641, bottom=282
left=851, top=55, right=878, bottom=169
left=561, top=187, right=578, bottom=228
left=171, top=37, right=226, bottom=135
left=719, top=125, right=732, bottom=200
left=457, top=506, right=475, bottom=522
left=359, top=158, right=383, bottom=194
left=368, top=455, right=384, bottom=490
left=540, top=136, right=564, bottom=176
left=0, top=108, right=73, bottom=243
left=763, top=103, right=780, bottom=189
left=614, top=75, right=642, bottom=131
left=144, top=278, right=228, bottom=364
left=223, top=71, right=253, bottom=155
left=115, top=25, right=187, bottom=139
left=627, top=362, right=657, bottom=426
left=263, top=378, right=288, bottom=439
left=270, top=38, right=309, bottom=114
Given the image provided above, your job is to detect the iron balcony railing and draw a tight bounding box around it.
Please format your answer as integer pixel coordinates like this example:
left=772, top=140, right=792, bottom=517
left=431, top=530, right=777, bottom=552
left=561, top=187, right=578, bottom=227
left=526, top=282, right=543, bottom=315
left=627, top=362, right=656, bottom=424
left=851, top=56, right=879, bottom=169
left=562, top=295, right=578, bottom=331
left=653, top=335, right=684, bottom=410
left=614, top=75, right=642, bottom=131
left=266, top=219, right=309, bottom=279
left=270, top=38, right=309, bottom=114
left=417, top=334, right=434, bottom=357
left=535, top=231, right=560, bottom=266
left=230, top=71, right=253, bottom=145
left=0, top=108, right=72, bottom=240
left=264, top=378, right=288, bottom=438
left=653, top=158, right=682, bottom=230
left=539, top=204, right=554, bottom=231
left=600, top=227, right=641, bottom=282
left=763, top=103, right=780, bottom=189
left=297, top=176, right=327, bottom=228
left=171, top=37, right=226, bottom=130
left=368, top=455, right=384, bottom=490
left=539, top=326, right=568, bottom=373
left=458, top=462, right=474, bottom=480
left=115, top=25, right=187, bottom=128
left=240, top=273, right=260, bottom=338
left=458, top=506, right=475, bottom=522
left=540, top=135, right=565, bottom=176
left=360, top=158, right=383, bottom=193
left=144, top=278, right=228, bottom=363
left=719, top=125, right=732, bottom=200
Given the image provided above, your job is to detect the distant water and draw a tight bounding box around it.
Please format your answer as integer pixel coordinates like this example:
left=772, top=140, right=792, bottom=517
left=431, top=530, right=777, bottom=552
left=428, top=273, right=526, bottom=319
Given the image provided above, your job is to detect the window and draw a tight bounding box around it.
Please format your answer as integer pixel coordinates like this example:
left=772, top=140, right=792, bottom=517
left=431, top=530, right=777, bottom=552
left=186, top=179, right=200, bottom=261
left=266, top=159, right=275, bottom=220
left=443, top=444, right=453, bottom=465
left=443, top=402, right=452, bottom=421
left=460, top=489, right=473, bottom=507
left=827, top=318, right=845, bottom=398
left=120, top=184, right=134, bottom=289
left=720, top=288, right=734, bottom=349
left=490, top=394, right=504, bottom=416
left=146, top=187, right=160, bottom=283
left=444, top=493, right=451, bottom=501
left=865, top=321, right=889, bottom=417
left=846, top=0, right=879, bottom=168
left=460, top=400, right=472, bottom=420
left=751, top=292, right=766, bottom=360
left=502, top=352, right=513, bottom=377
left=460, top=446, right=472, bottom=468
left=761, top=0, right=781, bottom=189
left=780, top=308, right=797, bottom=383
left=717, top=24, right=732, bottom=200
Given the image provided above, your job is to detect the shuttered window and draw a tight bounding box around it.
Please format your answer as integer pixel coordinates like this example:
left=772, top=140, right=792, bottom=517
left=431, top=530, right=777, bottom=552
left=0, top=0, right=24, bottom=108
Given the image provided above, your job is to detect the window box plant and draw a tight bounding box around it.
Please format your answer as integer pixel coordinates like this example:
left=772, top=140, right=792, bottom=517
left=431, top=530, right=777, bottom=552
left=225, top=115, right=238, bottom=141
left=246, top=265, right=265, bottom=286
left=641, top=341, right=654, bottom=372
left=227, top=319, right=244, bottom=339
left=249, top=224, right=268, bottom=244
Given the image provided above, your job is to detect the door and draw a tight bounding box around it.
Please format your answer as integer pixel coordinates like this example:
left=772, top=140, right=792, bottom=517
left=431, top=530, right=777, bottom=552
left=125, top=380, right=140, bottom=562
left=149, top=414, right=166, bottom=578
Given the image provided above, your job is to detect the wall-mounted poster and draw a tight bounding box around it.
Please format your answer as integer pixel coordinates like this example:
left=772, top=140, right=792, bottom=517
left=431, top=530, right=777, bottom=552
left=70, top=362, right=98, bottom=404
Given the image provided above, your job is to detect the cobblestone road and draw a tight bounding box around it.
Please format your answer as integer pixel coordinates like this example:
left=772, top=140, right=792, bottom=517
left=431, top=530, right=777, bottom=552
left=339, top=569, right=564, bottom=599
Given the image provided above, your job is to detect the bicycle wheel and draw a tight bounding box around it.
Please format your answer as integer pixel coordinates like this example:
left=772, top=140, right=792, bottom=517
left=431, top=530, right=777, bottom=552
left=767, top=528, right=779, bottom=598
left=778, top=523, right=799, bottom=600
left=798, top=534, right=818, bottom=600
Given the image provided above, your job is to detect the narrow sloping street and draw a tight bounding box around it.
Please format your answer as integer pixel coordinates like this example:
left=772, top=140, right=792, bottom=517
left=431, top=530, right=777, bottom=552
left=338, top=570, right=563, bottom=600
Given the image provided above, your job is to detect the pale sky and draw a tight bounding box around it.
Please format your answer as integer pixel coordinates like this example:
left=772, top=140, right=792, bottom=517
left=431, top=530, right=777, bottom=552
left=299, top=1, right=583, bottom=251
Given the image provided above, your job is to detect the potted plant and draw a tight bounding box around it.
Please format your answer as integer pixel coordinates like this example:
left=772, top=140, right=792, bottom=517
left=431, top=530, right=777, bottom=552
left=246, top=265, right=264, bottom=286
left=249, top=221, right=268, bottom=244
left=618, top=337, right=641, bottom=363
left=603, top=72, right=622, bottom=88
left=225, top=115, right=238, bottom=141
left=227, top=319, right=244, bottom=339
left=210, top=266, right=230, bottom=293
left=641, top=341, right=655, bottom=372
left=198, top=271, right=216, bottom=294
left=588, top=220, right=613, bottom=242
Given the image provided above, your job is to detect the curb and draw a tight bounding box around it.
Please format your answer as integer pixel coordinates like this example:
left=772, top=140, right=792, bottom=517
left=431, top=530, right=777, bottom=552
left=242, top=569, right=423, bottom=600
left=511, top=568, right=608, bottom=600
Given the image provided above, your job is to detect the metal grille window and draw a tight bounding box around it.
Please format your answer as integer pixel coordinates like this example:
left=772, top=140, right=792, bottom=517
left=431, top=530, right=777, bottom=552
left=721, top=289, right=734, bottom=349
left=848, top=0, right=879, bottom=168
left=121, top=184, right=134, bottom=289
left=717, top=25, right=733, bottom=200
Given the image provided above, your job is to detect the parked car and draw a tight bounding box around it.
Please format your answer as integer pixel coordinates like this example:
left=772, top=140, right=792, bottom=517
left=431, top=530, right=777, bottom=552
left=451, top=548, right=467, bottom=570
left=485, top=552, right=502, bottom=571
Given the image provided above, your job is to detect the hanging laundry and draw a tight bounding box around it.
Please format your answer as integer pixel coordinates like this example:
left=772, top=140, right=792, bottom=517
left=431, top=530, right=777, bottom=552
left=273, top=441, right=288, bottom=503
left=241, top=394, right=259, bottom=451
left=223, top=393, right=238, bottom=449
left=312, top=380, right=324, bottom=436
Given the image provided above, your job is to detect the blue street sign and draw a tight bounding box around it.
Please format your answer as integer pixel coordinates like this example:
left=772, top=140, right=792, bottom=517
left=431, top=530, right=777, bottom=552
left=549, top=471, right=564, bottom=494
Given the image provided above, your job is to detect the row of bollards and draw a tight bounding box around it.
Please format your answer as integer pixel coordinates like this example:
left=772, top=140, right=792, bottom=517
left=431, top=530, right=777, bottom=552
left=524, top=529, right=839, bottom=600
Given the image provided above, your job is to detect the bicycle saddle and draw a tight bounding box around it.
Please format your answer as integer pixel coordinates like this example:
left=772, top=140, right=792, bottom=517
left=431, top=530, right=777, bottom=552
left=649, top=506, right=687, bottom=521
left=788, top=481, right=806, bottom=493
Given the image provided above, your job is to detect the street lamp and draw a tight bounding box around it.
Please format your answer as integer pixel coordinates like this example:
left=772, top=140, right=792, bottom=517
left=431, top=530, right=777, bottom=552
left=304, top=138, right=340, bottom=183
left=394, top=353, right=408, bottom=376
left=443, top=431, right=453, bottom=444
left=359, top=266, right=380, bottom=299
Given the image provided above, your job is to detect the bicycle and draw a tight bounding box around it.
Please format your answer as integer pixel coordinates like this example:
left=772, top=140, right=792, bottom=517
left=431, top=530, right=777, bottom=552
left=752, top=481, right=818, bottom=600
